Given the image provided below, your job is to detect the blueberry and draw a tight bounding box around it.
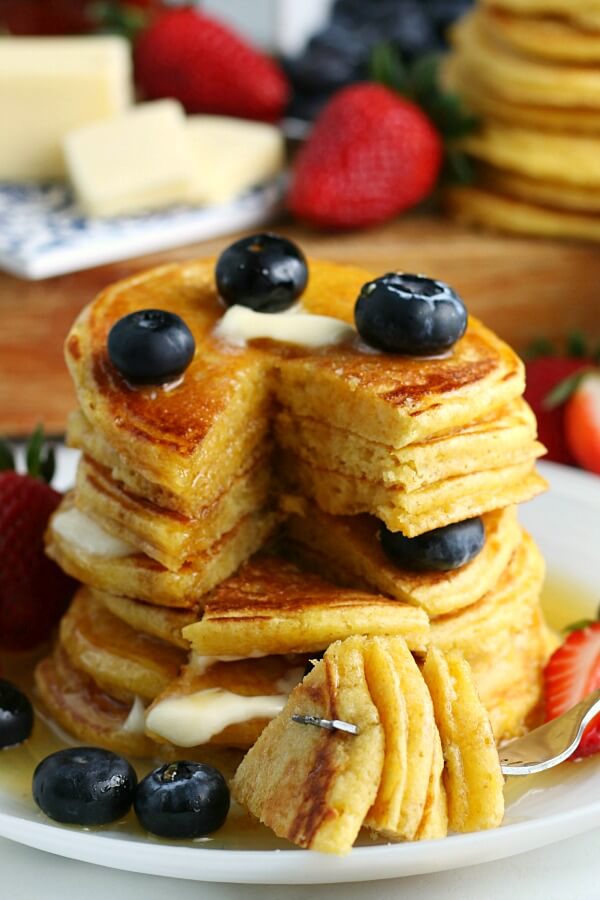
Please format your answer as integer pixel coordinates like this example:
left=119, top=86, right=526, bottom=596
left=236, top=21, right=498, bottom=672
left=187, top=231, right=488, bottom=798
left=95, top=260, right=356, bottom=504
left=134, top=761, right=230, bottom=839
left=354, top=273, right=468, bottom=355
left=380, top=517, right=485, bottom=572
left=108, top=309, right=195, bottom=385
left=0, top=680, right=33, bottom=748
left=216, top=233, right=308, bottom=313
left=32, top=747, right=137, bottom=825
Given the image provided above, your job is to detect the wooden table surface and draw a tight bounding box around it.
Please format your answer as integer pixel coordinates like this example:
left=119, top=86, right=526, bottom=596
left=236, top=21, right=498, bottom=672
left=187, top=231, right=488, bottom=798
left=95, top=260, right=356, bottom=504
left=2, top=213, right=599, bottom=436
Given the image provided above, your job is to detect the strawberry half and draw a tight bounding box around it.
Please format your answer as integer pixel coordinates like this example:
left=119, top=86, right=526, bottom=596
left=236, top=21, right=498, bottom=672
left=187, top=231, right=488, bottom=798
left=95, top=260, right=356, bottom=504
left=544, top=623, right=600, bottom=759
left=524, top=356, right=591, bottom=466
left=565, top=371, right=600, bottom=476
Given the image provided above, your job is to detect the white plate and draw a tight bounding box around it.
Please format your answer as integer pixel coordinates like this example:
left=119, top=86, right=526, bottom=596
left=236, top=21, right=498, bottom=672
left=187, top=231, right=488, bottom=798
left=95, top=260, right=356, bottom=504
left=0, top=179, right=284, bottom=280
left=0, top=456, right=599, bottom=884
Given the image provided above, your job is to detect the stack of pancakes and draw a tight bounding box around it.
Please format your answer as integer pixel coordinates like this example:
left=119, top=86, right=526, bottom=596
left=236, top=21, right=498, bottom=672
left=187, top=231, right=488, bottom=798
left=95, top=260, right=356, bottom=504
left=40, top=257, right=551, bottom=764
left=445, top=0, right=600, bottom=241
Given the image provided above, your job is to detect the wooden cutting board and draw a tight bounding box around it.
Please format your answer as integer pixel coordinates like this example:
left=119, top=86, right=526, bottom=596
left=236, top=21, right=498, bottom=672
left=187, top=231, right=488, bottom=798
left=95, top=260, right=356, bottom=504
left=2, top=214, right=599, bottom=436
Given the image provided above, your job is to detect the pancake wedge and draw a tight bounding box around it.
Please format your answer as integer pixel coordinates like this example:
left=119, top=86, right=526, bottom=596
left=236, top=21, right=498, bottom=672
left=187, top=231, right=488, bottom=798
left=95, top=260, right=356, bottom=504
left=182, top=556, right=430, bottom=657
left=362, top=639, right=409, bottom=834
left=95, top=589, right=197, bottom=648
left=232, top=637, right=385, bottom=855
left=415, top=725, right=447, bottom=841
left=47, top=493, right=280, bottom=607
left=284, top=504, right=521, bottom=617
left=422, top=646, right=504, bottom=833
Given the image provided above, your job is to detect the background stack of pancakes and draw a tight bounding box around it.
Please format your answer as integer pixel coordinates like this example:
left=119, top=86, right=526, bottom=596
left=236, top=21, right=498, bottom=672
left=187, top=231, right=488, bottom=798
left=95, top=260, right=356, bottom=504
left=40, top=257, right=552, bottom=769
left=445, top=0, right=600, bottom=241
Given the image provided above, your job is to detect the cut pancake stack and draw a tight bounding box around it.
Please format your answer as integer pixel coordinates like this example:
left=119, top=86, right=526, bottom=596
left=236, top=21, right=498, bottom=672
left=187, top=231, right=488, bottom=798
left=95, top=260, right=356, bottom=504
left=445, top=0, right=600, bottom=241
left=40, top=256, right=551, bottom=792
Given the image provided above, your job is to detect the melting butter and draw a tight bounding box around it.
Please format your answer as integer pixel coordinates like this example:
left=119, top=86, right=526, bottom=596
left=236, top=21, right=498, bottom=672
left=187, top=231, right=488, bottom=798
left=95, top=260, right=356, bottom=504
left=52, top=507, right=134, bottom=558
left=188, top=651, right=268, bottom=675
left=120, top=696, right=146, bottom=735
left=214, top=304, right=356, bottom=349
left=145, top=689, right=287, bottom=747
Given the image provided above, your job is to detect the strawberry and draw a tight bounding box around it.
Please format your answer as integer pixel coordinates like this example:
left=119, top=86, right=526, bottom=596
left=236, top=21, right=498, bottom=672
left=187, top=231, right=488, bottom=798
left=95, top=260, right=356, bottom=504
left=565, top=371, right=600, bottom=476
left=0, top=0, right=93, bottom=35
left=524, top=356, right=590, bottom=465
left=0, top=429, right=75, bottom=652
left=134, top=7, right=289, bottom=122
left=544, top=623, right=600, bottom=759
left=288, top=83, right=442, bottom=230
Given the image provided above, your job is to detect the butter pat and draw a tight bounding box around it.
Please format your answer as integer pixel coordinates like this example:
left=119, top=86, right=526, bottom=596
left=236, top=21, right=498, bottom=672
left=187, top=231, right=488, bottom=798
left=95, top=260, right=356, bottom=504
left=214, top=305, right=356, bottom=348
left=145, top=689, right=287, bottom=747
left=64, top=100, right=194, bottom=217
left=186, top=116, right=284, bottom=205
left=52, top=507, right=134, bottom=558
left=0, top=36, right=131, bottom=180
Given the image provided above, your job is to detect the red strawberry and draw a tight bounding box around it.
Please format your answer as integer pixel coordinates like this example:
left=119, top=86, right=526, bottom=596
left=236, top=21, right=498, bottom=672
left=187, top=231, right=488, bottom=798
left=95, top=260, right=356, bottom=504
left=134, top=7, right=289, bottom=122
left=544, top=623, right=600, bottom=759
left=288, top=83, right=442, bottom=230
left=524, top=357, right=590, bottom=465
left=0, top=431, right=75, bottom=652
left=565, top=371, right=600, bottom=476
left=0, top=0, right=92, bottom=35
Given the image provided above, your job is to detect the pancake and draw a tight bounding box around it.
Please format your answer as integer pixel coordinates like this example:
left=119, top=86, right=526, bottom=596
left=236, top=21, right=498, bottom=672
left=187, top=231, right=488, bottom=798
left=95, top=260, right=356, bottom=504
left=453, top=15, right=600, bottom=109
left=145, top=654, right=307, bottom=749
left=232, top=637, right=385, bottom=855
left=478, top=164, right=600, bottom=214
left=422, top=646, right=504, bottom=833
left=35, top=646, right=158, bottom=758
left=480, top=6, right=600, bottom=63
left=182, top=556, right=430, bottom=658
left=445, top=185, right=600, bottom=242
left=59, top=588, right=186, bottom=702
left=46, top=493, right=280, bottom=608
left=281, top=450, right=545, bottom=537
left=94, top=589, right=197, bottom=648
left=461, top=124, right=600, bottom=189
left=445, top=56, right=600, bottom=135
left=74, top=453, right=273, bottom=570
left=364, top=636, right=437, bottom=841
left=480, top=0, right=600, bottom=30
left=431, top=531, right=544, bottom=656
left=67, top=407, right=271, bottom=517
left=284, top=505, right=522, bottom=617
left=275, top=398, right=540, bottom=492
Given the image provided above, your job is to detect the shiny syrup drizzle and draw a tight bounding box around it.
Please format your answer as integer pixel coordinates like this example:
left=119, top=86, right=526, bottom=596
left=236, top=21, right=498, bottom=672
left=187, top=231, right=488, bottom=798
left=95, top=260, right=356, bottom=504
left=0, top=576, right=598, bottom=848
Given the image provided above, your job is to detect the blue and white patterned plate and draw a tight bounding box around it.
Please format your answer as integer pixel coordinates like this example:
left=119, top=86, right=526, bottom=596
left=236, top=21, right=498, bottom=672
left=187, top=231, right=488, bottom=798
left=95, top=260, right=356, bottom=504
left=0, top=178, right=285, bottom=280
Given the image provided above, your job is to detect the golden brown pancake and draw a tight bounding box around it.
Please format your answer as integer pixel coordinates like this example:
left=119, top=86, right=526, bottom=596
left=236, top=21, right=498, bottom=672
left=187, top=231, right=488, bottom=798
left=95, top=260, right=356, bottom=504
left=59, top=588, right=186, bottom=702
left=46, top=492, right=280, bottom=608
left=182, top=556, right=430, bottom=657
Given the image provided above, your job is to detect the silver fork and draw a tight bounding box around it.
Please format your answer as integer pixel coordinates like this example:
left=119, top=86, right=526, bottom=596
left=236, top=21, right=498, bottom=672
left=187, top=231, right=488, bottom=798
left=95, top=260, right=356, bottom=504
left=499, top=689, right=600, bottom=776
left=293, top=689, right=600, bottom=777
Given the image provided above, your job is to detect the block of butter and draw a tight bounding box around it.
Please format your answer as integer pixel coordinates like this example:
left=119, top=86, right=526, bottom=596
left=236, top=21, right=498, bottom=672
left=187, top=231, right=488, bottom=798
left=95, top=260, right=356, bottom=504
left=186, top=116, right=285, bottom=206
left=0, top=37, right=131, bottom=181
left=64, top=100, right=195, bottom=218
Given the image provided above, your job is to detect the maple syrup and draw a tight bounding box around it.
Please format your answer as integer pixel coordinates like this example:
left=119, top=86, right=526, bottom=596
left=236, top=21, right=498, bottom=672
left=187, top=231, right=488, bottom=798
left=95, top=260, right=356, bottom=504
left=0, top=575, right=598, bottom=849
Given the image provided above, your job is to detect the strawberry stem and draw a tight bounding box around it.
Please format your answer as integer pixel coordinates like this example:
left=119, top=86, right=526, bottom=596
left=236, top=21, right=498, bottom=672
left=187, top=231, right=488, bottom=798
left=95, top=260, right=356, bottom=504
left=25, top=424, right=56, bottom=484
left=543, top=368, right=594, bottom=410
left=0, top=440, right=15, bottom=472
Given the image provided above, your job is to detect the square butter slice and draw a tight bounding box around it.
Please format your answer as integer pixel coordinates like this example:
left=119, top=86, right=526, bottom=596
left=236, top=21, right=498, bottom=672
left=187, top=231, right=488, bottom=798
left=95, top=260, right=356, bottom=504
left=186, top=116, right=284, bottom=205
left=0, top=36, right=131, bottom=180
left=64, top=100, right=193, bottom=217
